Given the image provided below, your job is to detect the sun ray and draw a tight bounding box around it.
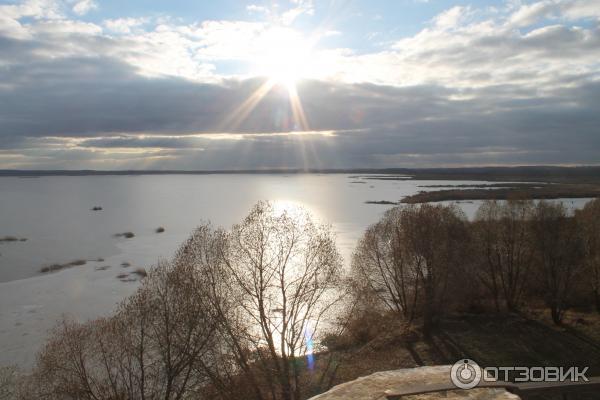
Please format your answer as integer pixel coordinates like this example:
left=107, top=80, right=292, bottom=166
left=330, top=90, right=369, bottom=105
left=288, top=83, right=309, bottom=131
left=214, top=27, right=334, bottom=171
left=219, top=79, right=276, bottom=132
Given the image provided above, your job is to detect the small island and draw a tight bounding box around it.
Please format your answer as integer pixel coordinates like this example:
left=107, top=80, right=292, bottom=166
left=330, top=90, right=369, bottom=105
left=114, top=232, right=135, bottom=239
left=40, top=259, right=87, bottom=273
left=0, top=236, right=27, bottom=243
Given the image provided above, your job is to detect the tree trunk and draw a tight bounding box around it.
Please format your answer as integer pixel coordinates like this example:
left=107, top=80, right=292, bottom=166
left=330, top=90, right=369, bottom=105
left=506, top=298, right=518, bottom=313
left=493, top=293, right=500, bottom=313
left=423, top=288, right=434, bottom=337
left=550, top=303, right=562, bottom=325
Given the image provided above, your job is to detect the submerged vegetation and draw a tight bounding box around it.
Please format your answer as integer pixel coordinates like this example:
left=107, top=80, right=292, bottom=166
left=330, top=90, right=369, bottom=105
left=114, top=232, right=135, bottom=239
left=364, top=200, right=398, bottom=205
left=39, top=259, right=87, bottom=273
left=11, top=198, right=600, bottom=399
left=0, top=236, right=27, bottom=243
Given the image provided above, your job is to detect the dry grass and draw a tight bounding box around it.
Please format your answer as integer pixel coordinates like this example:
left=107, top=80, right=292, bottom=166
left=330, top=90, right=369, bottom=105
left=526, top=307, right=600, bottom=347
left=0, top=365, right=17, bottom=399
left=317, top=309, right=600, bottom=390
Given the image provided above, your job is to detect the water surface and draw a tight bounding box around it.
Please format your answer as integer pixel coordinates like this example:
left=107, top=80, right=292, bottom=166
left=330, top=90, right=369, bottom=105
left=0, top=174, right=594, bottom=367
left=0, top=174, right=475, bottom=282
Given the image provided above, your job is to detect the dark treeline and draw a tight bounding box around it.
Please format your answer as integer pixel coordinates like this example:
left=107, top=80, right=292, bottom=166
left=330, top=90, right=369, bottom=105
left=351, top=198, right=600, bottom=334
left=9, top=198, right=600, bottom=400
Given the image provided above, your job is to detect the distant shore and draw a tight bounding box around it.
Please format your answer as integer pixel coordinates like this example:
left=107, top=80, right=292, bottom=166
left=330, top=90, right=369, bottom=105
left=1, top=165, right=600, bottom=182
left=400, top=183, right=600, bottom=203
left=5, top=167, right=600, bottom=205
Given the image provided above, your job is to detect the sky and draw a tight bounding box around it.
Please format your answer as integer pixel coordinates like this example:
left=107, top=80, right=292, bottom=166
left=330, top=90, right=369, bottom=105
left=0, top=0, right=599, bottom=170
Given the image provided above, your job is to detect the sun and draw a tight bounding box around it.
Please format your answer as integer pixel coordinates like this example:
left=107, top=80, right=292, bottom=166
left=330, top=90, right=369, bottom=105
left=226, top=27, right=317, bottom=133
left=254, top=27, right=316, bottom=90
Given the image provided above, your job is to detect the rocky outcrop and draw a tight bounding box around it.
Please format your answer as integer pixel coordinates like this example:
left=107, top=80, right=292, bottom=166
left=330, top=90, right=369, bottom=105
left=309, top=366, right=520, bottom=400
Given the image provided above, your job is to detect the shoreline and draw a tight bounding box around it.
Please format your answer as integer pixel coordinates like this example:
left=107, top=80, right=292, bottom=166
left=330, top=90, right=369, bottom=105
left=400, top=184, right=600, bottom=203
left=1, top=165, right=600, bottom=182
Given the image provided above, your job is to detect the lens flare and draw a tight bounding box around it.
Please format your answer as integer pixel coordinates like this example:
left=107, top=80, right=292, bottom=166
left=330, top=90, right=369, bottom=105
left=304, top=326, right=315, bottom=371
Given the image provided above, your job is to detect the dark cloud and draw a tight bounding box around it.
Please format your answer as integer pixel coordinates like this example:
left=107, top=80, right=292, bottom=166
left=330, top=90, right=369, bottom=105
left=1, top=12, right=599, bottom=169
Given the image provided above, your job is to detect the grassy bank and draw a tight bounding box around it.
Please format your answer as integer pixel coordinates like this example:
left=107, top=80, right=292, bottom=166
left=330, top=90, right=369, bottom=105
left=321, top=310, right=600, bottom=390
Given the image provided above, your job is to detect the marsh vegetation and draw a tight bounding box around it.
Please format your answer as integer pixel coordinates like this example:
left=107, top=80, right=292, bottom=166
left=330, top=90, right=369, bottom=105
left=401, top=183, right=600, bottom=203
left=0, top=237, right=27, bottom=243
left=39, top=259, right=87, bottom=273
left=114, top=232, right=135, bottom=239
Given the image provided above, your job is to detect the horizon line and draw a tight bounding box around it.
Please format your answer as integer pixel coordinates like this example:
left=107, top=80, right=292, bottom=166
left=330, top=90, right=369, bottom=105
left=1, top=165, right=600, bottom=176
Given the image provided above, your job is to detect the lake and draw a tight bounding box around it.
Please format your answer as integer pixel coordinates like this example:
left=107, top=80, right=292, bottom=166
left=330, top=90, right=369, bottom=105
left=0, top=174, right=593, bottom=367
left=0, top=173, right=497, bottom=283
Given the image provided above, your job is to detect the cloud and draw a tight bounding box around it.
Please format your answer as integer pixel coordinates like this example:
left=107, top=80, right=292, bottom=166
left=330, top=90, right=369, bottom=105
left=0, top=0, right=62, bottom=20
left=508, top=0, right=600, bottom=27
left=432, top=6, right=471, bottom=29
left=2, top=56, right=598, bottom=169
left=0, top=0, right=62, bottom=38
left=103, top=17, right=147, bottom=34
left=323, top=29, right=341, bottom=37
left=327, top=2, right=600, bottom=89
left=246, top=4, right=270, bottom=15
left=246, top=0, right=314, bottom=25
left=0, top=0, right=599, bottom=168
left=281, top=0, right=314, bottom=25
left=71, top=0, right=97, bottom=15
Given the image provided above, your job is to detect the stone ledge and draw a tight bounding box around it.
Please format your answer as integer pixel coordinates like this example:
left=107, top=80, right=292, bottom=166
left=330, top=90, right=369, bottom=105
left=309, top=366, right=521, bottom=400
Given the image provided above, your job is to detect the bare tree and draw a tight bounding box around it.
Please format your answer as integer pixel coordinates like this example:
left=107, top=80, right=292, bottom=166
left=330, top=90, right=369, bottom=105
left=174, top=202, right=343, bottom=400
left=531, top=201, right=584, bottom=325
left=352, top=204, right=468, bottom=335
left=172, top=223, right=258, bottom=400
left=473, top=200, right=534, bottom=312
left=25, top=203, right=341, bottom=400
left=351, top=207, right=420, bottom=321
left=575, top=198, right=600, bottom=313
left=138, top=261, right=217, bottom=399
left=26, top=259, right=217, bottom=400
left=400, top=204, right=469, bottom=335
